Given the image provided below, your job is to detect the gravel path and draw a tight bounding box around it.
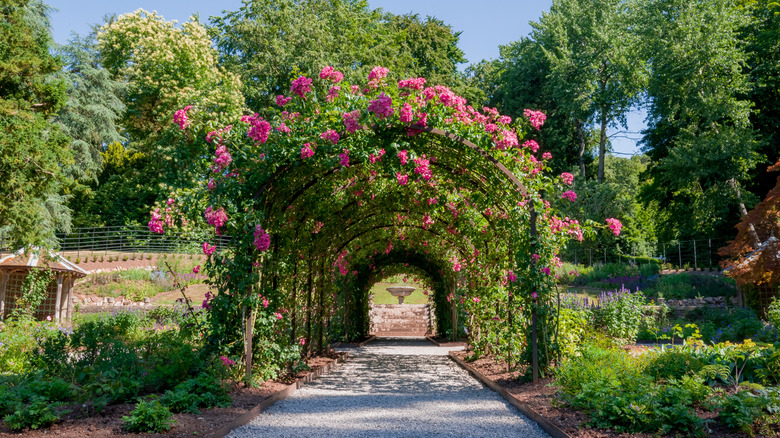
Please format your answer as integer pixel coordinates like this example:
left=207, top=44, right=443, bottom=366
left=227, top=338, right=551, bottom=438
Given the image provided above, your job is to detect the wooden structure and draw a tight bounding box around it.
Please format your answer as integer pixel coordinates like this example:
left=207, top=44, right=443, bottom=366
left=0, top=247, right=88, bottom=323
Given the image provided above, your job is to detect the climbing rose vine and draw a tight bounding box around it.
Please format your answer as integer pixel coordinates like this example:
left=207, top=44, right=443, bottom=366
left=154, top=64, right=625, bottom=382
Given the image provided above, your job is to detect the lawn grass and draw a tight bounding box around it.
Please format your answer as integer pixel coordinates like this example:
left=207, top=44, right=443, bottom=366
left=370, top=282, right=430, bottom=305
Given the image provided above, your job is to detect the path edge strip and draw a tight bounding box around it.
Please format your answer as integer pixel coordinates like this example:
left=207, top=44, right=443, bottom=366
left=358, top=335, right=377, bottom=347
left=205, top=352, right=349, bottom=438
left=426, top=335, right=467, bottom=347
left=448, top=352, right=571, bottom=438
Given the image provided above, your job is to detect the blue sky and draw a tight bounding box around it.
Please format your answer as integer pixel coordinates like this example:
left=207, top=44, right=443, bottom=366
left=47, top=0, right=644, bottom=154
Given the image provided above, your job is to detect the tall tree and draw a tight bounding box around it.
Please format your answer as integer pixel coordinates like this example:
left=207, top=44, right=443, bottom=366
left=531, top=0, right=646, bottom=182
left=744, top=0, right=780, bottom=198
left=55, top=32, right=126, bottom=186
left=467, top=38, right=591, bottom=175
left=0, top=0, right=72, bottom=246
left=98, top=10, right=244, bottom=161
left=91, top=9, right=245, bottom=224
left=209, top=0, right=472, bottom=112
left=639, top=0, right=760, bottom=240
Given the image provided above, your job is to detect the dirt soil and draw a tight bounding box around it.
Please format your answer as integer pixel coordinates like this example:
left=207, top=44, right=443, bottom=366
left=451, top=350, right=771, bottom=438
left=0, top=354, right=342, bottom=437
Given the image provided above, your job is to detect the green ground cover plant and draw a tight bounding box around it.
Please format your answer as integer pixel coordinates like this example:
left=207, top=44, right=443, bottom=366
left=0, top=306, right=245, bottom=433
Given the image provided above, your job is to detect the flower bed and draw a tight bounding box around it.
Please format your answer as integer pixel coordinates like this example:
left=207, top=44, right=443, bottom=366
left=451, top=346, right=778, bottom=437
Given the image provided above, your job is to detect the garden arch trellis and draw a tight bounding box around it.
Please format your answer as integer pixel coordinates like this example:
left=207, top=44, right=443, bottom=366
left=155, top=66, right=602, bottom=383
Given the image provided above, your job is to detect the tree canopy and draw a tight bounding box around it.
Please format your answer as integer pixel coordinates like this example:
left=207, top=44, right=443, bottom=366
left=0, top=0, right=71, bottom=246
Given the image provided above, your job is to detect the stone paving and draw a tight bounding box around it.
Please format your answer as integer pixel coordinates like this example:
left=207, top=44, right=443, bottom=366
left=227, top=338, right=550, bottom=438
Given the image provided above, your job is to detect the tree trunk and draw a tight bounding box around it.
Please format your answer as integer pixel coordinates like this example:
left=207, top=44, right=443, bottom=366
left=598, top=110, right=608, bottom=183
left=577, top=121, right=587, bottom=179
left=729, top=178, right=760, bottom=248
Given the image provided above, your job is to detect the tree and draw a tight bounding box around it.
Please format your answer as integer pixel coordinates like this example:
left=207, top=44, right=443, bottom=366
left=566, top=155, right=658, bottom=253
left=720, top=158, right=780, bottom=310
left=638, top=0, right=760, bottom=240
left=98, top=10, right=244, bottom=168
left=466, top=38, right=592, bottom=175
left=0, top=0, right=72, bottom=246
left=55, top=32, right=126, bottom=186
left=531, top=0, right=646, bottom=182
left=90, top=10, right=245, bottom=224
left=209, top=0, right=473, bottom=112
left=744, top=0, right=780, bottom=199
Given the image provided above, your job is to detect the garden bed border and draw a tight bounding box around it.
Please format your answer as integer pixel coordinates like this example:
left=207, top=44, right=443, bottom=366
left=205, top=351, right=349, bottom=438
left=426, top=335, right=467, bottom=347
left=448, top=352, right=570, bottom=438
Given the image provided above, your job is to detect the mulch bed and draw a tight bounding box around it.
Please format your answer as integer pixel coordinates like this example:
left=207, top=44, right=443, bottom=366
left=0, top=353, right=341, bottom=437
left=451, top=349, right=767, bottom=438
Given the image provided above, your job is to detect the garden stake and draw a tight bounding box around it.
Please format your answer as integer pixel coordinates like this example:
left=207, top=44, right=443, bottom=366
left=164, top=261, right=197, bottom=316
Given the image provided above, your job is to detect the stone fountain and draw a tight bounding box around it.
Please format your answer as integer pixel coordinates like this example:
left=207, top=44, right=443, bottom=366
left=386, top=286, right=416, bottom=304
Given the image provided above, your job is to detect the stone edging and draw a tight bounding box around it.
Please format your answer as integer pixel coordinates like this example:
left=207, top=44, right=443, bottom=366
left=205, top=352, right=349, bottom=438
left=448, top=353, right=571, bottom=438
left=358, top=335, right=377, bottom=347
left=426, top=335, right=467, bottom=347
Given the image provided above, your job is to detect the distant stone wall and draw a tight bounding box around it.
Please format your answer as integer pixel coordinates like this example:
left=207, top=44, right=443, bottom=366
left=370, top=304, right=431, bottom=337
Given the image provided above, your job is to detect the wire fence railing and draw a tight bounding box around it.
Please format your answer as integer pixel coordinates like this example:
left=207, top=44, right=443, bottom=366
left=560, top=237, right=732, bottom=269
left=0, top=226, right=731, bottom=271
left=0, top=226, right=231, bottom=259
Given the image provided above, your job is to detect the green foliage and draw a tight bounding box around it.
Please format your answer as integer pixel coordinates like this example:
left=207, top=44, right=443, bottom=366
left=122, top=398, right=175, bottom=433
left=649, top=274, right=736, bottom=300
left=55, top=32, right=125, bottom=194
left=210, top=0, right=472, bottom=112
left=767, top=297, right=780, bottom=328
left=3, top=396, right=63, bottom=432
left=554, top=307, right=589, bottom=358
left=563, top=156, right=659, bottom=251
left=531, top=0, right=646, bottom=183
left=638, top=0, right=760, bottom=240
left=591, top=289, right=646, bottom=342
left=160, top=374, right=231, bottom=414
left=0, top=0, right=72, bottom=246
left=10, top=266, right=54, bottom=321
left=645, top=349, right=705, bottom=381
left=718, top=389, right=780, bottom=436
left=556, top=342, right=707, bottom=435
left=465, top=37, right=589, bottom=176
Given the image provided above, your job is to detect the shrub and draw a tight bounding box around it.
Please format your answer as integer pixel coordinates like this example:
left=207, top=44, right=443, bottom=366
left=75, top=257, right=80, bottom=264
left=122, top=399, right=175, bottom=433
left=555, top=305, right=589, bottom=358
left=592, top=287, right=646, bottom=343
left=556, top=342, right=647, bottom=400
left=140, top=331, right=203, bottom=392
left=556, top=342, right=705, bottom=435
left=122, top=255, right=128, bottom=261
left=644, top=348, right=705, bottom=381
left=3, top=396, right=63, bottom=431
left=171, top=373, right=231, bottom=410
left=719, top=389, right=780, bottom=436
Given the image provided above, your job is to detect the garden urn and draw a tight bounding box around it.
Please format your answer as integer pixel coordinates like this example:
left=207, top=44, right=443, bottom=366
left=386, top=286, right=415, bottom=304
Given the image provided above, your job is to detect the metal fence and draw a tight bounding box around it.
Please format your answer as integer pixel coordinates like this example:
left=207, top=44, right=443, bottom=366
left=560, top=237, right=731, bottom=269
left=0, top=226, right=231, bottom=259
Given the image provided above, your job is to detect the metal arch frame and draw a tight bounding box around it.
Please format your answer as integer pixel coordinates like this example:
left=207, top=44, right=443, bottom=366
left=249, top=124, right=541, bottom=382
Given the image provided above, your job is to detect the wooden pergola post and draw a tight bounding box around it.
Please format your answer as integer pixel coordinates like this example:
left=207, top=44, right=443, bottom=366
left=530, top=204, right=539, bottom=384
left=54, top=274, right=64, bottom=323
left=450, top=281, right=457, bottom=342
left=0, top=270, right=7, bottom=318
